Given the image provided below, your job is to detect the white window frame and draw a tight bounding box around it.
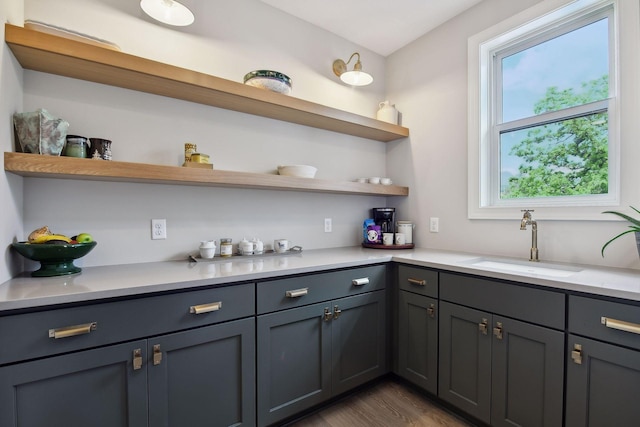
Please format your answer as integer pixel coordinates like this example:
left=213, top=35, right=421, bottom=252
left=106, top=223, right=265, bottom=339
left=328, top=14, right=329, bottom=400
left=467, top=0, right=635, bottom=221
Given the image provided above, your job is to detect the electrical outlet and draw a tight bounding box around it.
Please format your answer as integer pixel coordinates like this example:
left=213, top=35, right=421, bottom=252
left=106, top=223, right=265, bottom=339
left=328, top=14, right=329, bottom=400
left=324, top=218, right=332, bottom=233
left=429, top=217, right=439, bottom=233
left=151, top=219, right=167, bottom=240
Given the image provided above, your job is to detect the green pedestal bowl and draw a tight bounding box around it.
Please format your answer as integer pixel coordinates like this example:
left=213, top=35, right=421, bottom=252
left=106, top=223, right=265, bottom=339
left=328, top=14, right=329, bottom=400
left=12, top=241, right=97, bottom=277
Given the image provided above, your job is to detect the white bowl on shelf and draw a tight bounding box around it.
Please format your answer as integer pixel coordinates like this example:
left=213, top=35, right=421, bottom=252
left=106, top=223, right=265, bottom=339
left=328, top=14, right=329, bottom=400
left=277, top=165, right=317, bottom=178
left=244, top=70, right=292, bottom=95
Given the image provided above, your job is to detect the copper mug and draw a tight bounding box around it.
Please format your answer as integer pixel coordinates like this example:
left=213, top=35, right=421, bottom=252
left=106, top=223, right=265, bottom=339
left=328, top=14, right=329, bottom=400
left=89, top=138, right=112, bottom=160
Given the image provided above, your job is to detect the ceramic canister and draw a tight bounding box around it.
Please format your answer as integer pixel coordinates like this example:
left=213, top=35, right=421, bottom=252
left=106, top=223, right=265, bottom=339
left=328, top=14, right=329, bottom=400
left=396, top=221, right=414, bottom=244
left=376, top=101, right=398, bottom=125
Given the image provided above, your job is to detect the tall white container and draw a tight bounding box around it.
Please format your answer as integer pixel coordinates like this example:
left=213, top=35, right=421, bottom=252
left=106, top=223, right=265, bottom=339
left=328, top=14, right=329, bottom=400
left=396, top=221, right=415, bottom=244
left=376, top=101, right=398, bottom=124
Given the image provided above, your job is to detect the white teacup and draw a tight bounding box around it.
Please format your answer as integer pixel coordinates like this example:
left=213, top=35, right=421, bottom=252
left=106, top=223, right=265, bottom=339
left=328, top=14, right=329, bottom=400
left=199, top=248, right=215, bottom=259
left=274, top=239, right=289, bottom=253
left=395, top=233, right=406, bottom=245
left=382, top=233, right=394, bottom=245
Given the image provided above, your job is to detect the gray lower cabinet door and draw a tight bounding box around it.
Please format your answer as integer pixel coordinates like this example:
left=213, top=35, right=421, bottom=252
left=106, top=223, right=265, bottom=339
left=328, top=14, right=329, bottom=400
left=257, top=302, right=332, bottom=427
left=566, top=334, right=640, bottom=427
left=0, top=339, right=148, bottom=427
left=491, top=316, right=564, bottom=427
left=331, top=290, right=387, bottom=395
left=148, top=318, right=256, bottom=427
left=438, top=301, right=492, bottom=423
left=397, top=291, right=438, bottom=394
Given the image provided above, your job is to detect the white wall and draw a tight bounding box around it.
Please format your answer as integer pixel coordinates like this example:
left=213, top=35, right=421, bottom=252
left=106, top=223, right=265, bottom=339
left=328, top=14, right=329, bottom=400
left=9, top=0, right=638, bottom=275
left=1, top=0, right=24, bottom=282
left=387, top=0, right=640, bottom=269
left=7, top=0, right=393, bottom=269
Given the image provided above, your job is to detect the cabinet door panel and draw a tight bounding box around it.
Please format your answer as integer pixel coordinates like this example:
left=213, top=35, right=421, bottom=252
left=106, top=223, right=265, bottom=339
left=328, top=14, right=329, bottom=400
left=438, top=301, right=491, bottom=423
left=0, top=340, right=147, bottom=427
left=398, top=291, right=438, bottom=394
left=148, top=318, right=255, bottom=427
left=257, top=302, right=331, bottom=426
left=566, top=334, right=640, bottom=427
left=491, top=316, right=564, bottom=427
left=332, top=290, right=387, bottom=395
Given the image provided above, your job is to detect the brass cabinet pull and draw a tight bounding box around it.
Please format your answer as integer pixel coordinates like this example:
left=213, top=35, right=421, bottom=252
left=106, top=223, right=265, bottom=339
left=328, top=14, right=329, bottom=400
left=153, top=344, right=163, bottom=366
left=493, top=322, right=503, bottom=340
left=352, top=277, right=370, bottom=286
left=407, top=278, right=426, bottom=286
left=478, top=318, right=488, bottom=335
left=48, top=322, right=97, bottom=339
left=333, top=306, right=342, bottom=320
left=133, top=349, right=143, bottom=370
left=427, top=304, right=436, bottom=319
left=323, top=307, right=332, bottom=322
left=285, top=288, right=308, bottom=298
left=189, top=301, right=222, bottom=314
left=601, top=316, right=640, bottom=335
left=571, top=343, right=583, bottom=365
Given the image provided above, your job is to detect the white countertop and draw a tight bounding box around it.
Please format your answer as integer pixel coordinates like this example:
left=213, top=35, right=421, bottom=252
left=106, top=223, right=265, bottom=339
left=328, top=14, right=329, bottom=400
left=1, top=247, right=639, bottom=312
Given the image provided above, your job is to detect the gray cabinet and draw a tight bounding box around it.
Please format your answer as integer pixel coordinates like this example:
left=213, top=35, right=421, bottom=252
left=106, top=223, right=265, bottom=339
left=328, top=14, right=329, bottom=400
left=566, top=295, right=640, bottom=427
left=438, top=273, right=565, bottom=427
left=0, top=283, right=256, bottom=427
left=396, top=265, right=439, bottom=394
left=148, top=318, right=255, bottom=427
left=256, top=266, right=387, bottom=426
left=0, top=340, right=148, bottom=427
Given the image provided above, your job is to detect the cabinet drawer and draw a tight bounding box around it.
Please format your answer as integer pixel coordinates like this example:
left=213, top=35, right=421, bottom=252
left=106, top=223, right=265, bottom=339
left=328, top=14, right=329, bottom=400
left=0, top=283, right=254, bottom=365
left=257, top=265, right=386, bottom=314
left=398, top=265, right=438, bottom=297
left=440, top=272, right=565, bottom=329
left=569, top=295, right=640, bottom=350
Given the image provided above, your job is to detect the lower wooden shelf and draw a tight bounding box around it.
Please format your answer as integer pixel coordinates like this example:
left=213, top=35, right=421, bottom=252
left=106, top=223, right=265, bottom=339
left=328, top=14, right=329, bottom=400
left=4, top=152, right=409, bottom=196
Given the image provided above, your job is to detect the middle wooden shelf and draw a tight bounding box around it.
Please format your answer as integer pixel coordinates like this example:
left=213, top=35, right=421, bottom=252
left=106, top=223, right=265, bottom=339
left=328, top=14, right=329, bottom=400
left=4, top=152, right=409, bottom=196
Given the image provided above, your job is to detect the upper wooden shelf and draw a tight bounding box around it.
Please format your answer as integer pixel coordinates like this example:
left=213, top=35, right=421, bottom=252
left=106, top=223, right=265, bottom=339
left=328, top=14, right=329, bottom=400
left=5, top=24, right=409, bottom=142
left=4, top=153, right=409, bottom=196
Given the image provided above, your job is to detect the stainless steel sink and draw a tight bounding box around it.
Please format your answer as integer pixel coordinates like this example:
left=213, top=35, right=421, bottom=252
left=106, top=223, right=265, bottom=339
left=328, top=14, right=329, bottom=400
left=462, top=257, right=582, bottom=278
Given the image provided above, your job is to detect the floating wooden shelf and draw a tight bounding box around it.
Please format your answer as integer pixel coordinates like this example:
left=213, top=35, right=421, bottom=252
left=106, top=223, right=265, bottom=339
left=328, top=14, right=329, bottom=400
left=4, top=153, right=409, bottom=196
left=5, top=24, right=409, bottom=142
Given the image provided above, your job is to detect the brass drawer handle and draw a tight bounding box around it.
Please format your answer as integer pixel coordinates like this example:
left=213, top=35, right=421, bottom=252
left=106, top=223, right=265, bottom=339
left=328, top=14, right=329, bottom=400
left=601, top=316, right=640, bottom=335
left=407, top=278, right=426, bottom=286
left=189, top=301, right=222, bottom=314
left=49, top=322, right=97, bottom=339
left=352, top=278, right=370, bottom=286
left=286, top=288, right=308, bottom=298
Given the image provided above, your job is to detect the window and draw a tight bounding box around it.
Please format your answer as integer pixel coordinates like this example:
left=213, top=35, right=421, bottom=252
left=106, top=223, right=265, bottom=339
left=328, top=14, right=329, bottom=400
left=468, top=0, right=624, bottom=220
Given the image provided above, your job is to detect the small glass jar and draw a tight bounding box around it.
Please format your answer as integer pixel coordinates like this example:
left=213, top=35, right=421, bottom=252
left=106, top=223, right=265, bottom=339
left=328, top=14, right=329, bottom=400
left=220, top=238, right=233, bottom=257
left=63, top=135, right=88, bottom=158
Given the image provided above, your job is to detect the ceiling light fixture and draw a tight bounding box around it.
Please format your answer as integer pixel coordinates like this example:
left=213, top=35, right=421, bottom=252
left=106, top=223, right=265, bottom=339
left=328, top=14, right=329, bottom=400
left=140, top=0, right=195, bottom=27
left=332, top=52, right=373, bottom=86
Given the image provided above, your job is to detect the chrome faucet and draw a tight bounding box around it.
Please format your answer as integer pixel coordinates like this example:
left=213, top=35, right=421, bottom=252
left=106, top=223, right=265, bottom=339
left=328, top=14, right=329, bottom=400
left=520, top=210, right=539, bottom=262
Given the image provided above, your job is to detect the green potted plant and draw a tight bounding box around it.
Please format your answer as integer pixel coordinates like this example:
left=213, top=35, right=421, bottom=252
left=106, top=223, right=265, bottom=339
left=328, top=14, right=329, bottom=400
left=601, top=206, right=640, bottom=256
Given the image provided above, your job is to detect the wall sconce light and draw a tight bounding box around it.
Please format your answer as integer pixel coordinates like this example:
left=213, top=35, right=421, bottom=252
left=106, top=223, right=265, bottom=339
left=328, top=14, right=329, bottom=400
left=332, top=52, right=373, bottom=86
left=140, top=0, right=195, bottom=27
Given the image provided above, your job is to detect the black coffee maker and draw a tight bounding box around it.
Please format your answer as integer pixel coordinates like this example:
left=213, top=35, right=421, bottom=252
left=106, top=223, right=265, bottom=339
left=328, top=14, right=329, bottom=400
left=372, top=207, right=395, bottom=234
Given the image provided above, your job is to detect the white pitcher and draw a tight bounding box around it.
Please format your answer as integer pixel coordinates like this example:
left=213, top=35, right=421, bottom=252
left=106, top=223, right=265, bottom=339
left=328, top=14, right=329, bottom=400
left=376, top=101, right=398, bottom=125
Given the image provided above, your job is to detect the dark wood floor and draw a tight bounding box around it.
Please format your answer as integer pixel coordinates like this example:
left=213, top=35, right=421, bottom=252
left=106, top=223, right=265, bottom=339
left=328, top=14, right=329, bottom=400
left=286, top=378, right=475, bottom=427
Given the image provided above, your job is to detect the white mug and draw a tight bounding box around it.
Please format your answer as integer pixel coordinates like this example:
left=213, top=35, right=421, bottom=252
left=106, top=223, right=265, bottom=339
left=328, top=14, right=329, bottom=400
left=274, top=239, right=289, bottom=253
left=395, top=233, right=406, bottom=245
left=382, top=233, right=394, bottom=245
